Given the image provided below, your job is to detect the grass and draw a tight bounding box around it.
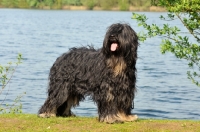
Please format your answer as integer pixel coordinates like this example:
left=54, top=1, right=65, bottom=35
left=0, top=114, right=200, bottom=132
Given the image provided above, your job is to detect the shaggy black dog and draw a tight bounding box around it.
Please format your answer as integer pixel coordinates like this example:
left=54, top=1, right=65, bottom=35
left=38, top=23, right=139, bottom=123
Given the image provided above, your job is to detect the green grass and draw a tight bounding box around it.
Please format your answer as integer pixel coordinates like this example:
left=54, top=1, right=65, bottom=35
left=0, top=114, right=200, bottom=132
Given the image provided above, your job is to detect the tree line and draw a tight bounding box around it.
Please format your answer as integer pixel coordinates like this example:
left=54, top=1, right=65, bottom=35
left=0, top=0, right=151, bottom=10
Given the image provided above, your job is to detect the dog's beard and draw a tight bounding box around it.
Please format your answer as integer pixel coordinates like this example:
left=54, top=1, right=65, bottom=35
left=104, top=35, right=127, bottom=76
left=106, top=56, right=126, bottom=76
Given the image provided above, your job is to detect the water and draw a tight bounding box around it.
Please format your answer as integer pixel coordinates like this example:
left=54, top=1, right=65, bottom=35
left=0, top=9, right=199, bottom=119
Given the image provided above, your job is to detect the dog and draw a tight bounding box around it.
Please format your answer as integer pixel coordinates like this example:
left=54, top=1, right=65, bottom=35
left=38, top=23, right=139, bottom=123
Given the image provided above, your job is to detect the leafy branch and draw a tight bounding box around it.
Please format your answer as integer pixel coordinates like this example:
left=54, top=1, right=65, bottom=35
left=132, top=0, right=200, bottom=87
left=0, top=53, right=26, bottom=113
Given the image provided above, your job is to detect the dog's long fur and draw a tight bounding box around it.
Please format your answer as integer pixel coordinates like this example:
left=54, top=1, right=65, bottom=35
left=38, top=23, right=139, bottom=123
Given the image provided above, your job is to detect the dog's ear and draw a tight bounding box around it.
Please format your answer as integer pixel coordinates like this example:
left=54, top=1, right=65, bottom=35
left=125, top=36, right=138, bottom=67
left=102, top=33, right=109, bottom=56
left=117, top=24, right=138, bottom=66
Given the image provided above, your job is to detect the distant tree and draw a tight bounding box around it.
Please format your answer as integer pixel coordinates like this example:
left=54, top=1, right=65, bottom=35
left=81, top=0, right=97, bottom=10
left=63, top=0, right=81, bottom=5
left=54, top=0, right=62, bottom=9
left=1, top=0, right=18, bottom=7
left=0, top=0, right=2, bottom=6
left=129, top=0, right=150, bottom=6
left=18, top=0, right=29, bottom=8
left=44, top=0, right=54, bottom=6
left=100, top=0, right=118, bottom=10
left=26, top=0, right=40, bottom=7
left=132, top=0, right=200, bottom=87
left=118, top=0, right=129, bottom=11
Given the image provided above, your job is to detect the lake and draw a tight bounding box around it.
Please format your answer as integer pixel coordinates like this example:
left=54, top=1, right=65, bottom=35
left=0, top=9, right=199, bottom=119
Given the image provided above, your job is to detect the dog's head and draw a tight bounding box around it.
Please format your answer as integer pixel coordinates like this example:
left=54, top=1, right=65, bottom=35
left=102, top=23, right=138, bottom=66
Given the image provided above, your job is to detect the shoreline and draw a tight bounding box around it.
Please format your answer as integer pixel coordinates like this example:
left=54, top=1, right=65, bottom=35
left=62, top=6, right=166, bottom=12
left=0, top=5, right=166, bottom=12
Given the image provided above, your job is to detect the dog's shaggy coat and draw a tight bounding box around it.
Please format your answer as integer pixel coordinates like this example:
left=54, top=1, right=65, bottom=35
left=38, top=23, right=139, bottom=123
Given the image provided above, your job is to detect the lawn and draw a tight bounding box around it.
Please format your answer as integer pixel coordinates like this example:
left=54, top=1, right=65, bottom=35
left=0, top=114, right=200, bottom=132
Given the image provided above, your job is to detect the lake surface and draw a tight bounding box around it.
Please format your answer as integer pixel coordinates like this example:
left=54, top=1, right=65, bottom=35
left=0, top=9, right=199, bottom=119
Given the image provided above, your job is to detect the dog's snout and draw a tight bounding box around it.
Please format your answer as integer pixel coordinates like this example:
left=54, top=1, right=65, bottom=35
left=110, top=35, right=115, bottom=37
left=109, top=35, right=117, bottom=43
left=110, top=35, right=116, bottom=39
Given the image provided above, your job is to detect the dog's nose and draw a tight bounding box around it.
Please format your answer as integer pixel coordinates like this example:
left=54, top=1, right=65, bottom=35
left=110, top=35, right=116, bottom=39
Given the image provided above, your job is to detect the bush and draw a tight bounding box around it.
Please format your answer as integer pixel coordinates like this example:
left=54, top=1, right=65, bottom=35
left=0, top=53, right=25, bottom=113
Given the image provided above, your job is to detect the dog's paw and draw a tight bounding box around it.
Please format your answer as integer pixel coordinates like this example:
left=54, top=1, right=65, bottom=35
left=61, top=111, right=76, bottom=117
left=129, top=114, right=138, bottom=121
left=38, top=113, right=56, bottom=118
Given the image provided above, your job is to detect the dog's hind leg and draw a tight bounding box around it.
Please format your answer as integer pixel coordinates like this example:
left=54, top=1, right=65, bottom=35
left=57, top=94, right=81, bottom=117
left=38, top=97, right=58, bottom=118
left=38, top=82, right=70, bottom=118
